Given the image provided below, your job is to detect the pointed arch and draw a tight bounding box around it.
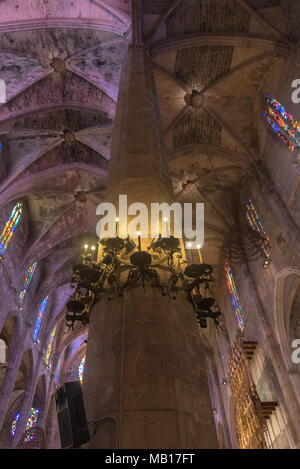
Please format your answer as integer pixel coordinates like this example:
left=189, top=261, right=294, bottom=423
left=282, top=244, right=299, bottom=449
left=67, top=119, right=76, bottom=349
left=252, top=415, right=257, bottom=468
left=0, top=316, right=17, bottom=368
left=275, top=268, right=300, bottom=370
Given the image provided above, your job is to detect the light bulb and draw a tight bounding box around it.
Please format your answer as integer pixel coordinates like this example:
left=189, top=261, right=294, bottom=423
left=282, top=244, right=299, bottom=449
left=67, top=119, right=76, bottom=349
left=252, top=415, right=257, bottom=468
left=84, top=244, right=88, bottom=249
left=91, top=246, right=96, bottom=251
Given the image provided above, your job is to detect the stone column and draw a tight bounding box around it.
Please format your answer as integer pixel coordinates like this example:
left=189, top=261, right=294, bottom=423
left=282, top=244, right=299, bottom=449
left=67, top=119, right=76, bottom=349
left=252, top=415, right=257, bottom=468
left=12, top=380, right=36, bottom=448
left=37, top=382, right=51, bottom=426
left=82, top=44, right=218, bottom=449
left=34, top=382, right=54, bottom=449
left=105, top=47, right=173, bottom=209
left=0, top=331, right=24, bottom=431
left=44, top=393, right=60, bottom=449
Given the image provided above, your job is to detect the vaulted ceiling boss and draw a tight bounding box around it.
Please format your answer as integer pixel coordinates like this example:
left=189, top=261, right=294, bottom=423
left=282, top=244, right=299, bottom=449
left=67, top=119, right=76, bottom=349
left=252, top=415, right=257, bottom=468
left=0, top=0, right=299, bottom=451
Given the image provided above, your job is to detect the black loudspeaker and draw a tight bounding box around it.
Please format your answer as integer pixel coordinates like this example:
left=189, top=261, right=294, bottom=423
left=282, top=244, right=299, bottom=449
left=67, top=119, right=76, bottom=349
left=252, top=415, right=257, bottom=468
left=55, top=381, right=90, bottom=449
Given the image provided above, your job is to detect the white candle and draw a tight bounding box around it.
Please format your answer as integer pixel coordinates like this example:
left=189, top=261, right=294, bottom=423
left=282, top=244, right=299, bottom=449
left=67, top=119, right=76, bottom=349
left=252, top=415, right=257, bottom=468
left=164, top=217, right=169, bottom=237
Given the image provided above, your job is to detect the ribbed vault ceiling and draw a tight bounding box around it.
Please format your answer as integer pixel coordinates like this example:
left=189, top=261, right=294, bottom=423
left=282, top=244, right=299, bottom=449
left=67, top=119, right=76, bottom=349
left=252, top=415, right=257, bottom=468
left=0, top=0, right=299, bottom=350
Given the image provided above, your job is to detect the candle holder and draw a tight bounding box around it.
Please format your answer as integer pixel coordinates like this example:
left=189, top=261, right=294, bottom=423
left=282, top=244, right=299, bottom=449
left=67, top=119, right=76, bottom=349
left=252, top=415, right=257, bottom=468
left=65, top=235, right=221, bottom=332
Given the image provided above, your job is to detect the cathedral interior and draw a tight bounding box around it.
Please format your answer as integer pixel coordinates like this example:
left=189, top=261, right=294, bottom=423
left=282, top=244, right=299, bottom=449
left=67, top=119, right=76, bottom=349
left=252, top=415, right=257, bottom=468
left=0, top=0, right=299, bottom=450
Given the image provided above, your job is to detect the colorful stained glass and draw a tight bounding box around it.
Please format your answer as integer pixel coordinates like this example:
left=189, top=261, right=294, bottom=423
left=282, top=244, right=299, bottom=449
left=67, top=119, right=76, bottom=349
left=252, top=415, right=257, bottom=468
left=0, top=202, right=23, bottom=254
left=45, top=327, right=56, bottom=366
left=225, top=261, right=245, bottom=331
left=33, top=297, right=48, bottom=342
left=24, top=408, right=39, bottom=442
left=78, top=355, right=86, bottom=384
left=11, top=413, right=20, bottom=436
left=11, top=408, right=39, bottom=439
left=23, top=427, right=36, bottom=443
left=245, top=198, right=272, bottom=263
left=18, top=262, right=38, bottom=306
left=264, top=94, right=300, bottom=151
left=55, top=354, right=63, bottom=385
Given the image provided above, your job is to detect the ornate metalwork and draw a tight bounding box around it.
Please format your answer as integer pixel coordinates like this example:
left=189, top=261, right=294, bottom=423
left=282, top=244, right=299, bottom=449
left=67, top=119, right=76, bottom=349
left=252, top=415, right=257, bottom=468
left=65, top=236, right=221, bottom=331
left=224, top=222, right=269, bottom=264
left=228, top=336, right=272, bottom=449
left=224, top=193, right=272, bottom=268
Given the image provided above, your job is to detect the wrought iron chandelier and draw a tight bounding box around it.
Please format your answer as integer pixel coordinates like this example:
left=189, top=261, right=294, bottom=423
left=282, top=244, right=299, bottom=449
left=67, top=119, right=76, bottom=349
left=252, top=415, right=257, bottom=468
left=224, top=223, right=272, bottom=267
left=224, top=192, right=272, bottom=268
left=65, top=235, right=221, bottom=331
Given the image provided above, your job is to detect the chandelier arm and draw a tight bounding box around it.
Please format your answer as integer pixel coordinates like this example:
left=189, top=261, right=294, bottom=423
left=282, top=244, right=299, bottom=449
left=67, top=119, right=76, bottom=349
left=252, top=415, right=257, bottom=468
left=65, top=238, right=222, bottom=329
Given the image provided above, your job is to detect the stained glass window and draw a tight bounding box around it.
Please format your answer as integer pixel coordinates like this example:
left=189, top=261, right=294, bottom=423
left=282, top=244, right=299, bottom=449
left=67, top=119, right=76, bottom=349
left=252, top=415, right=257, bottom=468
left=18, top=262, right=38, bottom=306
left=11, top=413, right=20, bottom=436
left=24, top=408, right=39, bottom=442
left=245, top=198, right=272, bottom=265
left=225, top=261, right=245, bottom=331
left=264, top=94, right=300, bottom=151
left=11, top=408, right=39, bottom=439
left=78, top=355, right=86, bottom=384
left=33, top=297, right=48, bottom=342
left=55, top=354, right=62, bottom=385
left=0, top=202, right=23, bottom=254
left=45, top=327, right=56, bottom=366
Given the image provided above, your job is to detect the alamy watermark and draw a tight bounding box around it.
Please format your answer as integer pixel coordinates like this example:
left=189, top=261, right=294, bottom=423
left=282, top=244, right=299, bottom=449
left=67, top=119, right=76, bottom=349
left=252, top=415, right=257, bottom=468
left=291, top=79, right=300, bottom=104
left=292, top=339, right=300, bottom=364
left=0, top=79, right=6, bottom=104
left=96, top=195, right=204, bottom=249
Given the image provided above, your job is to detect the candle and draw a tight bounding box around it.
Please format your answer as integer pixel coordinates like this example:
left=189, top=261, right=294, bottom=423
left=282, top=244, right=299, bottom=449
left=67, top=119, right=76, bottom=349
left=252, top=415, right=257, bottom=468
left=115, top=217, right=119, bottom=237
left=163, top=217, right=169, bottom=237
left=197, top=245, right=203, bottom=264
left=137, top=232, right=141, bottom=251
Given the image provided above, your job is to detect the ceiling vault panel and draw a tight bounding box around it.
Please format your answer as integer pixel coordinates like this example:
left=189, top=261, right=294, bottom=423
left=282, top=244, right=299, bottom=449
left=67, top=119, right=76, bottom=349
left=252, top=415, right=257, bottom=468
left=0, top=0, right=293, bottom=362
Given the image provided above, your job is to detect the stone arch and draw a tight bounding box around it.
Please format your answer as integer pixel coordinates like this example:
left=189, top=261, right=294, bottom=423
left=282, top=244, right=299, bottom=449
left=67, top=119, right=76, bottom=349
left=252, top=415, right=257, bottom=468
left=275, top=268, right=300, bottom=370
left=0, top=347, right=34, bottom=446
left=0, top=392, right=23, bottom=448
left=0, top=316, right=17, bottom=366
left=63, top=335, right=87, bottom=384
left=11, top=374, right=47, bottom=449
left=32, top=375, right=47, bottom=423
left=13, top=348, right=34, bottom=395
left=60, top=330, right=88, bottom=366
